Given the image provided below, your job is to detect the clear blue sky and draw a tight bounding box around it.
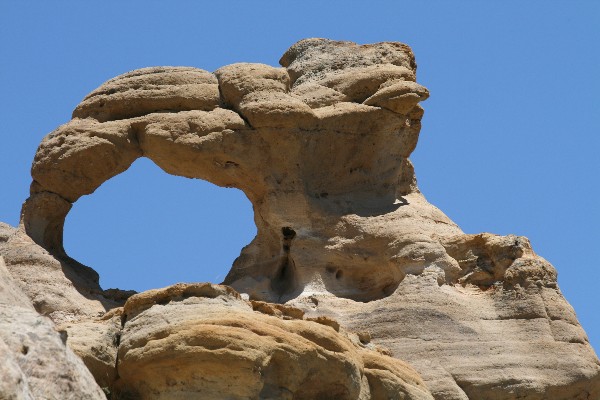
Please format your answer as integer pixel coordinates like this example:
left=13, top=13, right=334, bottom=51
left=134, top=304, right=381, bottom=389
left=1, top=2, right=598, bottom=351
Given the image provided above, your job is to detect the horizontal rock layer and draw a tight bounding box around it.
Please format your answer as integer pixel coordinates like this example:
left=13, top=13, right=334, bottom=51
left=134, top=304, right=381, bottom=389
left=112, top=283, right=433, bottom=399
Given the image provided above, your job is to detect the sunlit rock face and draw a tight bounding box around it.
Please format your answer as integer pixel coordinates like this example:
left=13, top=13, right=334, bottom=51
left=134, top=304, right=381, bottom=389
left=0, top=38, right=597, bottom=399
left=114, top=283, right=433, bottom=400
left=0, top=251, right=106, bottom=400
left=23, top=39, right=443, bottom=305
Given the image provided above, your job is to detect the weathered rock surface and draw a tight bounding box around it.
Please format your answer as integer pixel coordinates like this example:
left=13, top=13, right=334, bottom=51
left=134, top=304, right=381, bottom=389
left=0, top=38, right=597, bottom=399
left=0, top=222, right=123, bottom=319
left=291, top=236, right=600, bottom=399
left=112, top=282, right=433, bottom=399
left=57, top=309, right=122, bottom=389
left=0, top=254, right=106, bottom=400
left=23, top=39, right=456, bottom=307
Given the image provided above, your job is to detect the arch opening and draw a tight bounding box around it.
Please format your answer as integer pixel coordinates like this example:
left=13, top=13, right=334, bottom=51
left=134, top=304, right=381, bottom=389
left=64, top=157, right=256, bottom=293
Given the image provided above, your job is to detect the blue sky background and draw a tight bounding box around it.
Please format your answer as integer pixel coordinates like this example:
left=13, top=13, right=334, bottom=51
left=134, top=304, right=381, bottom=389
left=1, top=2, right=598, bottom=351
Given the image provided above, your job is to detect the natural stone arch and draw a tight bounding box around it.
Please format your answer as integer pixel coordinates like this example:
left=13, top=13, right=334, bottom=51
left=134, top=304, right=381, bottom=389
left=21, top=39, right=461, bottom=305
left=7, top=38, right=599, bottom=400
left=62, top=157, right=255, bottom=291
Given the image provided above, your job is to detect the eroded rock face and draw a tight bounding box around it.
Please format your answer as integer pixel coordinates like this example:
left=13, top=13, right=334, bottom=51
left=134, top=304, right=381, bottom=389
left=0, top=222, right=120, bottom=318
left=23, top=39, right=443, bottom=307
left=113, top=283, right=433, bottom=400
left=292, top=235, right=600, bottom=399
left=0, top=253, right=106, bottom=400
left=1, top=38, right=598, bottom=399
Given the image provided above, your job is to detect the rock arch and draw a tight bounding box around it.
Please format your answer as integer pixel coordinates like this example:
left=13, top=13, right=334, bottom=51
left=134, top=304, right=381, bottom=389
left=21, top=38, right=462, bottom=306
left=10, top=38, right=600, bottom=399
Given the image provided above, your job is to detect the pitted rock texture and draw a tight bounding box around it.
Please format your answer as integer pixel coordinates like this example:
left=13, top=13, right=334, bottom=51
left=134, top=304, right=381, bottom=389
left=57, top=309, right=122, bottom=389
left=291, top=234, right=600, bottom=399
left=111, top=283, right=433, bottom=399
left=1, top=38, right=598, bottom=399
left=0, top=222, right=122, bottom=318
left=23, top=39, right=450, bottom=307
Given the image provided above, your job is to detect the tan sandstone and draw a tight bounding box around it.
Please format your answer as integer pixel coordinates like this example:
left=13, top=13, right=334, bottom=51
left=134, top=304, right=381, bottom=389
left=112, top=282, right=433, bottom=399
left=0, top=253, right=106, bottom=399
left=0, top=38, right=596, bottom=399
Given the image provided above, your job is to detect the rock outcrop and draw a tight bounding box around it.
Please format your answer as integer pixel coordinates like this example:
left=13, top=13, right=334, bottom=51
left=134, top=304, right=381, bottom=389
left=1, top=38, right=598, bottom=399
left=114, top=283, right=433, bottom=399
left=0, top=250, right=106, bottom=400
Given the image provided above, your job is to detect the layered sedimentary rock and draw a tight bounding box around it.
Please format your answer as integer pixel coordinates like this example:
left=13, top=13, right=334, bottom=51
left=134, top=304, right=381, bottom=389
left=0, top=251, right=106, bottom=400
left=1, top=38, right=598, bottom=399
left=114, top=283, right=433, bottom=399
left=0, top=222, right=122, bottom=319
left=293, top=234, right=599, bottom=399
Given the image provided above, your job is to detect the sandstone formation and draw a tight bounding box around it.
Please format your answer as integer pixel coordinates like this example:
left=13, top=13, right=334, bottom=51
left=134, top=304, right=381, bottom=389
left=0, top=251, right=106, bottom=400
left=114, top=283, right=433, bottom=399
left=1, top=38, right=598, bottom=399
